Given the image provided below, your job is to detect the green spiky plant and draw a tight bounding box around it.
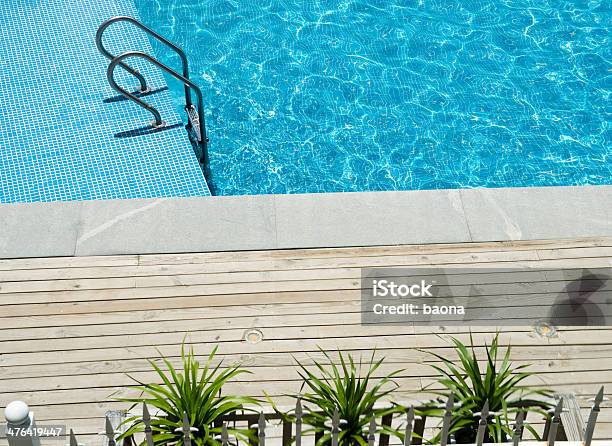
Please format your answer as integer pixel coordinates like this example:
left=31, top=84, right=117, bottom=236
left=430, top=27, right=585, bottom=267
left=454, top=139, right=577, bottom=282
left=117, top=344, right=258, bottom=446
left=287, top=349, right=406, bottom=446
left=421, top=333, right=552, bottom=444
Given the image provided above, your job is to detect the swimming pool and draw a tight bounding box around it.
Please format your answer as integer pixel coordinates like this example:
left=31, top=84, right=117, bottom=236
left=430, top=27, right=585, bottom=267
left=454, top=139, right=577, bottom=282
left=135, top=0, right=610, bottom=196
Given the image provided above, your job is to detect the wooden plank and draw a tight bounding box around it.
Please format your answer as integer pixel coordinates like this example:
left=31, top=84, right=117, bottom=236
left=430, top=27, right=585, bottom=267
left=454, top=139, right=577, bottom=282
left=0, top=318, right=606, bottom=355
left=136, top=238, right=612, bottom=265
left=0, top=291, right=360, bottom=322
left=5, top=265, right=606, bottom=295
left=3, top=284, right=610, bottom=331
left=1, top=373, right=609, bottom=406
left=4, top=343, right=612, bottom=381
left=0, top=249, right=542, bottom=281
left=2, top=357, right=612, bottom=394
left=0, top=365, right=429, bottom=393
left=1, top=302, right=367, bottom=337
left=537, top=246, right=612, bottom=260
left=1, top=329, right=611, bottom=367
left=0, top=276, right=603, bottom=320
left=2, top=245, right=611, bottom=282
left=0, top=379, right=415, bottom=405
left=1, top=238, right=607, bottom=274
left=0, top=249, right=544, bottom=291
left=1, top=293, right=606, bottom=339
left=0, top=255, right=139, bottom=271
left=1, top=257, right=609, bottom=304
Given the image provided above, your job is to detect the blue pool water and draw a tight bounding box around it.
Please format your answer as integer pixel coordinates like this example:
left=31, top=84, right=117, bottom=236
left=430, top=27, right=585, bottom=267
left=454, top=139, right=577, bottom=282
left=136, top=0, right=611, bottom=195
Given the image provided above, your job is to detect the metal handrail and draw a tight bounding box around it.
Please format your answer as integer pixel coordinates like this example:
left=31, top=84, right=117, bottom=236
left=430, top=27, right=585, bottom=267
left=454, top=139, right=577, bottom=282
left=96, top=16, right=193, bottom=107
left=107, top=51, right=208, bottom=163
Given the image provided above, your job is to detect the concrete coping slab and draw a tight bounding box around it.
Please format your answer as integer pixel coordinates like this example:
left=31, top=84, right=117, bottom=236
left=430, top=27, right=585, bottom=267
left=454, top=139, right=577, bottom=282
left=1, top=185, right=611, bottom=259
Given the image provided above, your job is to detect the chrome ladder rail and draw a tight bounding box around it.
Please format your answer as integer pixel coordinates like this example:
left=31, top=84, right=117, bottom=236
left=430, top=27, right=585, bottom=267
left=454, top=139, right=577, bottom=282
left=96, top=16, right=193, bottom=107
left=107, top=51, right=209, bottom=167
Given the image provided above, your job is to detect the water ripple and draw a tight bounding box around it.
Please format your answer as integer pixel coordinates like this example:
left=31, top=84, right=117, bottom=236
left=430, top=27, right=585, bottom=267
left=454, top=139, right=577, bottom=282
left=135, top=0, right=611, bottom=195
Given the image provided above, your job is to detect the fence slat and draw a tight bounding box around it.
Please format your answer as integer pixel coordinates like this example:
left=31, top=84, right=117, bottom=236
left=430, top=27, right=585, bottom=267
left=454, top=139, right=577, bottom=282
left=331, top=408, right=339, bottom=446
left=404, top=406, right=414, bottom=446
left=222, top=422, right=229, bottom=446
left=258, top=412, right=266, bottom=446
left=7, top=395, right=612, bottom=446
left=440, top=394, right=453, bottom=446
left=584, top=386, right=605, bottom=446
left=547, top=399, right=564, bottom=446
left=69, top=429, right=78, bottom=446
left=105, top=416, right=116, bottom=446
left=295, top=399, right=302, bottom=446
left=142, top=403, right=154, bottom=446
left=182, top=412, right=192, bottom=446
left=367, top=417, right=376, bottom=446
left=512, top=410, right=525, bottom=446
left=475, top=399, right=489, bottom=446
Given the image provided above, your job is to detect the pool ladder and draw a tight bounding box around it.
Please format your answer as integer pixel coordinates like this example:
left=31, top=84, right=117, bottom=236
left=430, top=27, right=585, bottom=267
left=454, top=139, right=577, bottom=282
left=96, top=17, right=210, bottom=175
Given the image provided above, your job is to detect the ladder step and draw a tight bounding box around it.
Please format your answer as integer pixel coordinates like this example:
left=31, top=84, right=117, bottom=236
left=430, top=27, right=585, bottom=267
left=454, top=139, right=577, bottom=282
left=186, top=106, right=202, bottom=142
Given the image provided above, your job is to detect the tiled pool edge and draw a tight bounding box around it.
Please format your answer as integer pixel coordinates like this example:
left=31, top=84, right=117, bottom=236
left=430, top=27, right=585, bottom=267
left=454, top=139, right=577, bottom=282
left=1, top=186, right=611, bottom=258
left=2, top=186, right=611, bottom=258
left=0, top=0, right=210, bottom=203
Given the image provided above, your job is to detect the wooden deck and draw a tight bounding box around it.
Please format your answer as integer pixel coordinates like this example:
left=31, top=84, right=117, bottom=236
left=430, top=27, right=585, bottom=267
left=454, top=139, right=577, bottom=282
left=1, top=238, right=611, bottom=444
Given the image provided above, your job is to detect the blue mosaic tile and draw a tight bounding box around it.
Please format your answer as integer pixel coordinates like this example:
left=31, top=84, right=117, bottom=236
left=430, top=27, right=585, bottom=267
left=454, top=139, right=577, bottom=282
left=0, top=0, right=210, bottom=203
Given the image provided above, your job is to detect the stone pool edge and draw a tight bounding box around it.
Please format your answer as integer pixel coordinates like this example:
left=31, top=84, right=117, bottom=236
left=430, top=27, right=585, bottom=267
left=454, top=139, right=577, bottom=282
left=1, top=185, right=611, bottom=258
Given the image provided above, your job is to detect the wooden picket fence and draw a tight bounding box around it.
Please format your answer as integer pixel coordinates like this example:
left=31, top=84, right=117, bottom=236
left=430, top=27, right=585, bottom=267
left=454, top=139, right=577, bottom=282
left=93, top=388, right=605, bottom=446
left=4, top=387, right=607, bottom=446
